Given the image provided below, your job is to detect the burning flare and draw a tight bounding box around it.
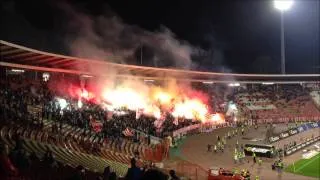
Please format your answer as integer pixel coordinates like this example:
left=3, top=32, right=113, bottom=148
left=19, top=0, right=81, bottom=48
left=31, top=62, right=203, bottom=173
left=52, top=78, right=225, bottom=124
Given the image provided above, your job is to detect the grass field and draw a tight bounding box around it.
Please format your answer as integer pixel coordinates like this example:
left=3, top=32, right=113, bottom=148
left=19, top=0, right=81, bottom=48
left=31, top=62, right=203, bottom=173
left=285, top=153, right=320, bottom=178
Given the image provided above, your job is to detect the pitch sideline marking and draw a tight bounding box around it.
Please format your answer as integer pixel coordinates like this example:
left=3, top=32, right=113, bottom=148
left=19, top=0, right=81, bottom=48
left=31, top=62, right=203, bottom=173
left=295, top=154, right=320, bottom=173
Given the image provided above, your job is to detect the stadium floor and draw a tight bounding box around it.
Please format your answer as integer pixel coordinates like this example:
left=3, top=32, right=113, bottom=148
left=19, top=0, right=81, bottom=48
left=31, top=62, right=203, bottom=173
left=169, top=124, right=320, bottom=180
left=285, top=153, right=320, bottom=178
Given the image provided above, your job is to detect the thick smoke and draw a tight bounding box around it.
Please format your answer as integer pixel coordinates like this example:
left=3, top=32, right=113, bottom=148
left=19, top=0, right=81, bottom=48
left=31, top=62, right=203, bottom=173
left=2, top=0, right=229, bottom=73
left=60, top=3, right=196, bottom=70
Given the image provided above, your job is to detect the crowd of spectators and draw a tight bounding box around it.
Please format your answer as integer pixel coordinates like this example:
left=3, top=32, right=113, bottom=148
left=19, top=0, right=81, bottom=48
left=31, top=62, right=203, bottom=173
left=0, top=78, right=45, bottom=128
left=42, top=91, right=199, bottom=141
left=232, top=84, right=320, bottom=121
left=2, top=73, right=318, bottom=179
left=0, top=76, right=198, bottom=141
left=0, top=138, right=181, bottom=180
left=0, top=76, right=191, bottom=178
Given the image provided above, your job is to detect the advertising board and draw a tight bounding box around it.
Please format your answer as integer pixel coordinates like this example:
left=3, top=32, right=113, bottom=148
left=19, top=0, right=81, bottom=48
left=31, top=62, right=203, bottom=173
left=244, top=144, right=275, bottom=158
left=269, top=122, right=320, bottom=143
left=284, top=136, right=320, bottom=156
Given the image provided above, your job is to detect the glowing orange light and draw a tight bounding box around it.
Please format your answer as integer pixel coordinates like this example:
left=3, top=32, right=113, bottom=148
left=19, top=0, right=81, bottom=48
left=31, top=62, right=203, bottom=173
left=96, top=81, right=219, bottom=123
left=172, top=99, right=208, bottom=121
left=81, top=90, right=89, bottom=98
left=154, top=91, right=172, bottom=104
left=210, top=113, right=225, bottom=123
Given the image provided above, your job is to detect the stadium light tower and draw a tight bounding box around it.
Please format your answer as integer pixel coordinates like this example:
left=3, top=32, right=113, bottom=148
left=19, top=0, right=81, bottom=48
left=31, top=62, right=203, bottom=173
left=274, top=0, right=294, bottom=74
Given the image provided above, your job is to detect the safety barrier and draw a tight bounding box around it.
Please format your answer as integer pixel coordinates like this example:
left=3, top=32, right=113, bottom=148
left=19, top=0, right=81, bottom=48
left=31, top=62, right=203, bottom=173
left=269, top=121, right=320, bottom=143
left=285, top=136, right=320, bottom=156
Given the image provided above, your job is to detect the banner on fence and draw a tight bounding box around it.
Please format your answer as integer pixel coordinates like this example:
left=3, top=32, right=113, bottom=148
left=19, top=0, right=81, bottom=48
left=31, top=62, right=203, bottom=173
left=239, top=117, right=320, bottom=123
left=269, top=122, right=320, bottom=143
left=172, top=124, right=201, bottom=138
left=285, top=136, right=320, bottom=155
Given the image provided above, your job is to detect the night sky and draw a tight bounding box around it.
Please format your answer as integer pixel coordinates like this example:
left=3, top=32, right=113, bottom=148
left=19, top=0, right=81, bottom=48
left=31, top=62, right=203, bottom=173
left=0, top=0, right=319, bottom=74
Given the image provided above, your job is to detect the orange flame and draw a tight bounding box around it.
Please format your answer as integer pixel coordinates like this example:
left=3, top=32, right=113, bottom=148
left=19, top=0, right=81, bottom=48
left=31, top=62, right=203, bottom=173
left=97, top=81, right=224, bottom=123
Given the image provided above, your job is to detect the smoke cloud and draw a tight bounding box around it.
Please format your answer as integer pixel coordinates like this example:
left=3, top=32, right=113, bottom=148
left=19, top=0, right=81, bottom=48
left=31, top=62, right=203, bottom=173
left=60, top=3, right=196, bottom=70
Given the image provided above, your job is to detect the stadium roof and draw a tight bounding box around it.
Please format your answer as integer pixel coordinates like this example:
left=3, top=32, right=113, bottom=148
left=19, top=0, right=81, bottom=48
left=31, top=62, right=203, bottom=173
left=1, top=40, right=319, bottom=83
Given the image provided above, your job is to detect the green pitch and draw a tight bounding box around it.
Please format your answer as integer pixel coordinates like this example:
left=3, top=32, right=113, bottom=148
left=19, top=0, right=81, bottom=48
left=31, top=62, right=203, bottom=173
left=285, top=153, right=320, bottom=178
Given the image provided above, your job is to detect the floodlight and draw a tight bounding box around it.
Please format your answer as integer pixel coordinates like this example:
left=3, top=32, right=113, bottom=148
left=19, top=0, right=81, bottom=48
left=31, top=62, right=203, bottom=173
left=274, top=0, right=294, bottom=11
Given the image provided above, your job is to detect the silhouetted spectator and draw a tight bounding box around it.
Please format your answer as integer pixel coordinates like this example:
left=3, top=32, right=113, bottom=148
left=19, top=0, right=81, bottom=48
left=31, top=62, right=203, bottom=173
left=109, top=172, right=117, bottom=180
left=43, top=148, right=57, bottom=168
left=15, top=148, right=30, bottom=174
left=29, top=151, right=39, bottom=162
left=103, top=166, right=111, bottom=180
left=125, top=158, right=142, bottom=180
left=140, top=169, right=168, bottom=180
left=169, top=170, right=180, bottom=180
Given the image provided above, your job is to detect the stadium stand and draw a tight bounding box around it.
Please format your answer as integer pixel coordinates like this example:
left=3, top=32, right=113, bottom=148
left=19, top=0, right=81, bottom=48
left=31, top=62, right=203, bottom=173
left=0, top=77, right=180, bottom=179
left=0, top=40, right=319, bottom=179
left=234, top=85, right=320, bottom=123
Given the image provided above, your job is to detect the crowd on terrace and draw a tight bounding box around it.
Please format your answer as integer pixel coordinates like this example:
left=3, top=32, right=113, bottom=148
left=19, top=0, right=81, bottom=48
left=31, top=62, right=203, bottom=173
left=0, top=139, right=179, bottom=180
left=1, top=71, right=320, bottom=179
left=232, top=84, right=320, bottom=122
left=1, top=76, right=319, bottom=142
left=0, top=76, right=198, bottom=142
left=0, top=77, right=181, bottom=180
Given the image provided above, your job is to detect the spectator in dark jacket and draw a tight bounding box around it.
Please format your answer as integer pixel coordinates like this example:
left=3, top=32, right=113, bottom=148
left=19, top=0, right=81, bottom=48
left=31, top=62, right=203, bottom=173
left=109, top=172, right=117, bottom=180
left=125, top=158, right=142, bottom=180
left=169, top=170, right=180, bottom=180
left=140, top=169, right=168, bottom=180
left=103, top=166, right=111, bottom=180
